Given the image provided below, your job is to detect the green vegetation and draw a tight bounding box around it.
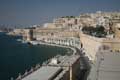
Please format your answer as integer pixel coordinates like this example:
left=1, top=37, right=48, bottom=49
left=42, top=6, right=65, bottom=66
left=82, top=26, right=107, bottom=38
left=61, top=16, right=75, bottom=18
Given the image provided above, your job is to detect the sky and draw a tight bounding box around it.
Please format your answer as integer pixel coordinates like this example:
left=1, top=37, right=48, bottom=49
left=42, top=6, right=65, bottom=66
left=0, top=0, right=120, bottom=27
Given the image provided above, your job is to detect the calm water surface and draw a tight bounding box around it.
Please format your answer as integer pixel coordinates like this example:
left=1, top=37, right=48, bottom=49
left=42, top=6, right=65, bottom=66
left=0, top=32, right=71, bottom=80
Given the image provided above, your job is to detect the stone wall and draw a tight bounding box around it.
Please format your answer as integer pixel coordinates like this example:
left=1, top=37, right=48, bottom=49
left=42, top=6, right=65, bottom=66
left=79, top=32, right=120, bottom=61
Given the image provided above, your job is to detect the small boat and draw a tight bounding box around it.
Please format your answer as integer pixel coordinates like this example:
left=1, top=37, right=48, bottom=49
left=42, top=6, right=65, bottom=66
left=17, top=39, right=22, bottom=42
left=30, top=41, right=38, bottom=45
left=22, top=40, right=28, bottom=44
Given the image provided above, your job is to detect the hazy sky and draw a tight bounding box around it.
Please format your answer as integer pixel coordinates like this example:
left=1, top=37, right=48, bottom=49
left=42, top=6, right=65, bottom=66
left=0, top=0, right=120, bottom=27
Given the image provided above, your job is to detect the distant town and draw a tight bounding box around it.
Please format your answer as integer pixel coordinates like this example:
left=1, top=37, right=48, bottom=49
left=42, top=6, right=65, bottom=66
left=1, top=11, right=120, bottom=80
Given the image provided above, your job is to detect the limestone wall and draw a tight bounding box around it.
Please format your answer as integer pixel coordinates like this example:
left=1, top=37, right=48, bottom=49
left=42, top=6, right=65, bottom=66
left=79, top=33, right=120, bottom=61
left=79, top=33, right=102, bottom=61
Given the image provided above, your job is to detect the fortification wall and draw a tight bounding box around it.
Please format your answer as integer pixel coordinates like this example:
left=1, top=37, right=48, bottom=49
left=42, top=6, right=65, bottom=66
left=79, top=32, right=120, bottom=61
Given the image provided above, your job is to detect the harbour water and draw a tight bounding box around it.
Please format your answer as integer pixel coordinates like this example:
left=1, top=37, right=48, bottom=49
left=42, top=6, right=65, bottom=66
left=0, top=32, right=71, bottom=80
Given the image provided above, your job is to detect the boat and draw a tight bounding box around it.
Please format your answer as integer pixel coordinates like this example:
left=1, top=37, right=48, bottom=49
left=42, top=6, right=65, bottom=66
left=30, top=41, right=38, bottom=45
left=17, top=39, right=22, bottom=42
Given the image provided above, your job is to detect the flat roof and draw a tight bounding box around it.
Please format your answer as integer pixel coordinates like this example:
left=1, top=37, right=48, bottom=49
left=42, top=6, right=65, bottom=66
left=57, top=55, right=80, bottom=66
left=22, top=66, right=62, bottom=80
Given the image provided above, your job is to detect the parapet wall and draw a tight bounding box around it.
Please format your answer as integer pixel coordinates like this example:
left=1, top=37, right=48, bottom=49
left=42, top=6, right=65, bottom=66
left=79, top=33, right=102, bottom=61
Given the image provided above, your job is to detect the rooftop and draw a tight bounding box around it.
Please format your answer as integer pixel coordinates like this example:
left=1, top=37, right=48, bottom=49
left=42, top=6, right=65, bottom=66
left=22, top=66, right=62, bottom=80
left=49, top=55, right=80, bottom=67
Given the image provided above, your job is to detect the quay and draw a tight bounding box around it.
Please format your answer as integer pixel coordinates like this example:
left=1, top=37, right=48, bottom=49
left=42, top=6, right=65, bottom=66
left=28, top=41, right=77, bottom=54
